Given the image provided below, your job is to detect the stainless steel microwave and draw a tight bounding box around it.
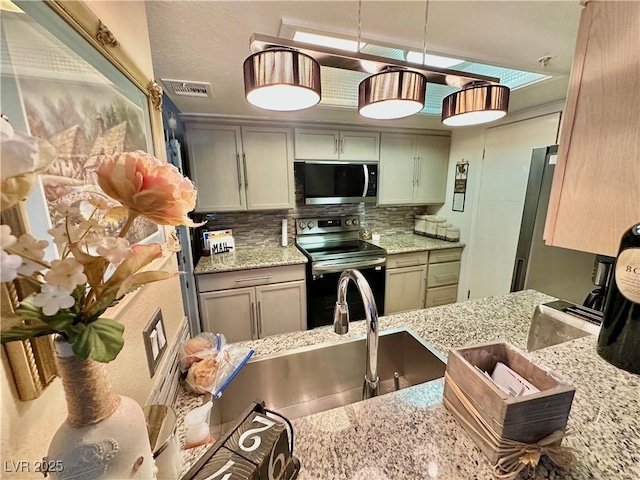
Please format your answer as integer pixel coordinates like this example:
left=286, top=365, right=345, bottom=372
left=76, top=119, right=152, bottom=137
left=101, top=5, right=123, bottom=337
left=295, top=162, right=378, bottom=205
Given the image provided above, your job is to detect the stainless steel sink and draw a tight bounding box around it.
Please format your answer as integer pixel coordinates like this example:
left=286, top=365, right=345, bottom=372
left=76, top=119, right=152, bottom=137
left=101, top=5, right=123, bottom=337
left=210, top=328, right=446, bottom=433
left=528, top=300, right=601, bottom=352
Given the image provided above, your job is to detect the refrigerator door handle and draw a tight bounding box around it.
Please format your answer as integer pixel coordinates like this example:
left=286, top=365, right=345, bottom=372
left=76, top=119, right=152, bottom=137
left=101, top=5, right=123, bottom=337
left=511, top=257, right=526, bottom=291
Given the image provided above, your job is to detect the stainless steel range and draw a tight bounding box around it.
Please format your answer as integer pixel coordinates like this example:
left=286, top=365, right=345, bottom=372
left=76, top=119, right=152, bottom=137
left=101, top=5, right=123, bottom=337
left=296, top=216, right=386, bottom=329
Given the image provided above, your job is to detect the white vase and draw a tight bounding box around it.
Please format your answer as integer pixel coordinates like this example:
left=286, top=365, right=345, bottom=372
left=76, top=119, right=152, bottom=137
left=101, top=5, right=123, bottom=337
left=47, top=340, right=156, bottom=479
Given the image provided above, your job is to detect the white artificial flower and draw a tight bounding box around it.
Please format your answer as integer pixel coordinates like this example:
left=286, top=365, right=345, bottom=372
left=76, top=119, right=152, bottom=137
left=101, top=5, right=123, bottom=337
left=96, top=237, right=133, bottom=265
left=32, top=283, right=75, bottom=316
left=45, top=258, right=87, bottom=291
left=79, top=200, right=96, bottom=220
left=14, top=234, right=48, bottom=259
left=54, top=204, right=80, bottom=216
left=1, top=250, right=22, bottom=282
left=0, top=224, right=17, bottom=251
left=47, top=224, right=81, bottom=251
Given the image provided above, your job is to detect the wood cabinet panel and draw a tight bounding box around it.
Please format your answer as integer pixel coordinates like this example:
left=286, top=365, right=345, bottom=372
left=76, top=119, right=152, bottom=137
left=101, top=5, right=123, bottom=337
left=414, top=136, right=450, bottom=204
left=339, top=131, right=380, bottom=161
left=379, top=133, right=416, bottom=205
left=385, top=264, right=427, bottom=315
left=427, top=261, right=461, bottom=288
left=255, top=280, right=306, bottom=338
left=294, top=129, right=339, bottom=160
left=545, top=1, right=640, bottom=256
left=199, top=287, right=255, bottom=342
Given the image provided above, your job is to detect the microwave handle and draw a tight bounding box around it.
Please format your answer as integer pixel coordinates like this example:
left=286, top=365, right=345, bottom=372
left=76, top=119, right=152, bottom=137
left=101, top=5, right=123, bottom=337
left=362, top=164, right=369, bottom=197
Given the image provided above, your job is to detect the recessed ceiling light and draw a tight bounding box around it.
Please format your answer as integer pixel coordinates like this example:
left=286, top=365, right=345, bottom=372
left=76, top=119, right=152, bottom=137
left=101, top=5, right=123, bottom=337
left=293, top=31, right=364, bottom=53
left=406, top=51, right=464, bottom=69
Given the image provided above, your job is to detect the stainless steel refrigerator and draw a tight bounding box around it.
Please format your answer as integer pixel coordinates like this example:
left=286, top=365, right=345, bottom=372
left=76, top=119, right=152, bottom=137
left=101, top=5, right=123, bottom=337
left=511, top=145, right=596, bottom=304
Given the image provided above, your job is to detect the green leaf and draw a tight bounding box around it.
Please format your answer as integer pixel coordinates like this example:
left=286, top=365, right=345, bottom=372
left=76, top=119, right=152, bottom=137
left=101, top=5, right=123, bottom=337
left=87, top=292, right=119, bottom=318
left=1, top=323, right=56, bottom=343
left=67, top=318, right=124, bottom=362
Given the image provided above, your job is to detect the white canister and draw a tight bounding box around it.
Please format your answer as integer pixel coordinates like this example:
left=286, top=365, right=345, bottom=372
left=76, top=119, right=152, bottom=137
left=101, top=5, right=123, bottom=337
left=425, top=215, right=438, bottom=238
left=144, top=405, right=182, bottom=480
left=437, top=223, right=451, bottom=240
left=414, top=214, right=429, bottom=235
left=446, top=227, right=460, bottom=242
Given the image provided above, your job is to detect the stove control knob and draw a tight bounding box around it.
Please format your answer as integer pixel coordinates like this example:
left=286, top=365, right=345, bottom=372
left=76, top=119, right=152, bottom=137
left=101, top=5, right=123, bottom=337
left=352, top=218, right=359, bottom=226
left=298, top=221, right=306, bottom=230
left=345, top=219, right=351, bottom=226
left=307, top=221, right=314, bottom=229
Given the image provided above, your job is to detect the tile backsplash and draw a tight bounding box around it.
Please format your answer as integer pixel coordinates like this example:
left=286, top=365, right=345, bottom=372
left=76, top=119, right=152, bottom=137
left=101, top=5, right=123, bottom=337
left=196, top=204, right=425, bottom=249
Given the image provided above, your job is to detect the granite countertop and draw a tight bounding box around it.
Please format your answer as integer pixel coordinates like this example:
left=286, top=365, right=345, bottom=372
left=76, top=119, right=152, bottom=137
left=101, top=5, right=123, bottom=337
left=376, top=233, right=465, bottom=255
left=175, top=290, right=640, bottom=479
left=194, top=244, right=307, bottom=274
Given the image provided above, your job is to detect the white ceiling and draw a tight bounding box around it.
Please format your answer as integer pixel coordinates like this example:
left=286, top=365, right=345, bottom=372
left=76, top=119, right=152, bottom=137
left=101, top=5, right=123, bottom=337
left=146, top=1, right=582, bottom=130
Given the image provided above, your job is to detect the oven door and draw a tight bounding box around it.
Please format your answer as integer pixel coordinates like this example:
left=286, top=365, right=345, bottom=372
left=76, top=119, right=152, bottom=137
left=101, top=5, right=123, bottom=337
left=307, top=259, right=386, bottom=330
left=300, top=162, right=377, bottom=205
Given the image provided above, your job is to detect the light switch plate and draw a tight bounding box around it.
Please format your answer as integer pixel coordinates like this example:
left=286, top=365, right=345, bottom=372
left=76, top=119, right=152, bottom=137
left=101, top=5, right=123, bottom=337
left=143, top=309, right=167, bottom=377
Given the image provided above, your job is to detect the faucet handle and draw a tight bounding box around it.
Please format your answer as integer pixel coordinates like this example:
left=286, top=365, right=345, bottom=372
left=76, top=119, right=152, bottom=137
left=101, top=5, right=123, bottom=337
left=333, top=301, right=349, bottom=334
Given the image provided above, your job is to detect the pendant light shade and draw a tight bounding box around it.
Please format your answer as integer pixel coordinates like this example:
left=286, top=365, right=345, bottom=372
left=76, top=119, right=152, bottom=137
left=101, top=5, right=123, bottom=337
left=243, top=49, right=321, bottom=111
left=358, top=69, right=426, bottom=120
left=441, top=83, right=510, bottom=127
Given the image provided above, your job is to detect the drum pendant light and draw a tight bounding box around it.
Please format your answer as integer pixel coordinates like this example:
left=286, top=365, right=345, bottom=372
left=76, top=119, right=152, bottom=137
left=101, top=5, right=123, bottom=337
left=358, top=68, right=427, bottom=119
left=441, top=82, right=510, bottom=126
left=357, top=0, right=426, bottom=120
left=243, top=48, right=321, bottom=111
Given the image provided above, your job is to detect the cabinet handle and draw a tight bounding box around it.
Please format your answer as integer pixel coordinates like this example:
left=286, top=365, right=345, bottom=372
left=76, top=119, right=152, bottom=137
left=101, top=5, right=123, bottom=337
left=236, top=153, right=242, bottom=190
left=242, top=153, right=248, bottom=189
left=416, top=156, right=421, bottom=186
left=250, top=302, right=256, bottom=339
left=340, top=137, right=345, bottom=153
left=396, top=259, right=421, bottom=266
left=334, top=138, right=339, bottom=154
left=257, top=301, right=262, bottom=337
left=433, top=256, right=459, bottom=263
left=432, top=297, right=456, bottom=306
left=235, top=275, right=273, bottom=283
left=434, top=274, right=458, bottom=281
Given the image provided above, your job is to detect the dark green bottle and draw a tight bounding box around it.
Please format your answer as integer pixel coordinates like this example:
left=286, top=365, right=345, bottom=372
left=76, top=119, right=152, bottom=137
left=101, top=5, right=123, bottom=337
left=597, top=223, right=640, bottom=374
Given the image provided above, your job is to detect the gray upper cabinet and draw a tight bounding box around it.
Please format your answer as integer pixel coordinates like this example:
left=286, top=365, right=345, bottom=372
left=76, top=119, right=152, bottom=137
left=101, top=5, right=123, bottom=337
left=186, top=123, right=294, bottom=212
left=379, top=133, right=450, bottom=205
left=294, top=128, right=380, bottom=161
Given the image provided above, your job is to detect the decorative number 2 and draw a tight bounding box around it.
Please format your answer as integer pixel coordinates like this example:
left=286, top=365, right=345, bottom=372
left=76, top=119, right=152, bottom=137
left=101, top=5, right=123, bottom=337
left=238, top=415, right=275, bottom=452
left=204, top=459, right=234, bottom=480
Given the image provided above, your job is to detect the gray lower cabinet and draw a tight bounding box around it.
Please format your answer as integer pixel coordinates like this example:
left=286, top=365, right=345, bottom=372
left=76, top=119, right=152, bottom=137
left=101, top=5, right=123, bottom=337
left=384, top=264, right=427, bottom=314
left=197, top=265, right=306, bottom=342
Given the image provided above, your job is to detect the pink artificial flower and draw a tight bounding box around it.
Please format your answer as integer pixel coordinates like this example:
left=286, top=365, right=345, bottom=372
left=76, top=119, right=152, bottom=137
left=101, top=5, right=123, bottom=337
left=97, top=151, right=200, bottom=227
left=96, top=237, right=134, bottom=265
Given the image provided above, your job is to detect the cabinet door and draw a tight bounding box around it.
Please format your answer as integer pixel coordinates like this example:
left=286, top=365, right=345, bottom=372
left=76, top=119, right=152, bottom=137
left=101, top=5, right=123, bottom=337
left=384, top=265, right=427, bottom=315
left=414, top=136, right=450, bottom=204
left=294, top=128, right=340, bottom=160
left=255, top=280, right=306, bottom=338
left=544, top=1, right=640, bottom=256
left=379, top=133, right=417, bottom=205
left=339, top=131, right=380, bottom=161
left=241, top=127, right=294, bottom=210
left=186, top=125, right=246, bottom=212
left=199, top=287, right=256, bottom=342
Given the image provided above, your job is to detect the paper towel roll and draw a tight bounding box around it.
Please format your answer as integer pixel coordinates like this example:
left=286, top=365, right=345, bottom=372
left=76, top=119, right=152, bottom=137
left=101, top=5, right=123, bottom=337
left=282, top=218, right=288, bottom=247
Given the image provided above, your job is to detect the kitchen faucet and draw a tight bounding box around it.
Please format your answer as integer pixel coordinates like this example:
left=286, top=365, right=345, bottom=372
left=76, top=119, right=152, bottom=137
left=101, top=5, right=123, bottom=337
left=333, top=269, right=380, bottom=400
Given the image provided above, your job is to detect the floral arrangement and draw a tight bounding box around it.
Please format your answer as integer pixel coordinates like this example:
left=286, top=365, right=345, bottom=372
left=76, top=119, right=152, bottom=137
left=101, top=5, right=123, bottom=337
left=0, top=117, right=199, bottom=362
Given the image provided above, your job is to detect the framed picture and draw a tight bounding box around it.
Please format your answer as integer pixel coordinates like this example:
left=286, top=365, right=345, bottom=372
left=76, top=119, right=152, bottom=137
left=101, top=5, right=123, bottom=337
left=0, top=0, right=166, bottom=400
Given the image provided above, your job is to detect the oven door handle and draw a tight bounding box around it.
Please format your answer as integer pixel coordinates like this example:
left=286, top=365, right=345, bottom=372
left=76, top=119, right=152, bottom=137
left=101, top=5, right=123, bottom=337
left=312, top=257, right=386, bottom=274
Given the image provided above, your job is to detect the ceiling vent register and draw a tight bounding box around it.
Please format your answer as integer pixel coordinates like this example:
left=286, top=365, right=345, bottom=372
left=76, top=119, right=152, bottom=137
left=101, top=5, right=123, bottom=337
left=161, top=79, right=212, bottom=98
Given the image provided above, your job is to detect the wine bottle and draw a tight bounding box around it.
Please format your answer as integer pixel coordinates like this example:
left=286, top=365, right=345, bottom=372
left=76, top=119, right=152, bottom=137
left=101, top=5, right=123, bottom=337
left=596, top=223, right=640, bottom=374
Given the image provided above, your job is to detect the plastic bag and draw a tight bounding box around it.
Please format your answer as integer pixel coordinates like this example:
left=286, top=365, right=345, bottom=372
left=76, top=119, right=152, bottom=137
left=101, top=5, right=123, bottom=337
left=185, top=343, right=254, bottom=397
left=178, top=333, right=224, bottom=372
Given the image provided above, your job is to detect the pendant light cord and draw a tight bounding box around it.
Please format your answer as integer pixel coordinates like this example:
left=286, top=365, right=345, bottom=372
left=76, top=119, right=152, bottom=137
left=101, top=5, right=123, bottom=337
left=422, top=0, right=430, bottom=64
left=357, top=0, right=362, bottom=53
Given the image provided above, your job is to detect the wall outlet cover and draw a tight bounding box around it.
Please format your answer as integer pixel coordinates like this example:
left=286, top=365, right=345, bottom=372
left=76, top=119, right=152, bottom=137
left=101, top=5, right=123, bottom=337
left=143, top=308, right=167, bottom=377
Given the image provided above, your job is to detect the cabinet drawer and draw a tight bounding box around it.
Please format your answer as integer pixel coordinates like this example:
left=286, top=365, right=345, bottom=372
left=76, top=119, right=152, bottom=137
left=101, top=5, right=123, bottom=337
left=427, top=261, right=460, bottom=287
left=428, top=248, right=462, bottom=264
left=425, top=285, right=458, bottom=308
left=197, top=264, right=306, bottom=292
left=386, top=251, right=429, bottom=269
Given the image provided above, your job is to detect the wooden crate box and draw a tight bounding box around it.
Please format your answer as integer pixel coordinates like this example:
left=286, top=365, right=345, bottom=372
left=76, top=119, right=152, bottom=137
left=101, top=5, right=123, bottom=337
left=443, top=341, right=575, bottom=464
